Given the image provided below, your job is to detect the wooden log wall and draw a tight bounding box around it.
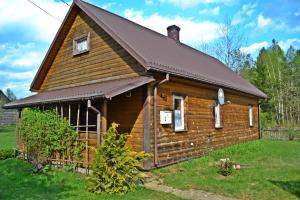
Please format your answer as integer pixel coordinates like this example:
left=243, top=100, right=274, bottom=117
left=40, top=10, right=145, bottom=91
left=107, top=87, right=146, bottom=152
left=149, top=79, right=260, bottom=166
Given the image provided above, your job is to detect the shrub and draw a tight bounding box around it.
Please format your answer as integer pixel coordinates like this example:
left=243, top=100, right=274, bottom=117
left=0, top=149, right=17, bottom=160
left=287, top=128, right=298, bottom=141
left=20, top=108, right=83, bottom=169
left=88, top=123, right=149, bottom=194
left=216, top=158, right=234, bottom=176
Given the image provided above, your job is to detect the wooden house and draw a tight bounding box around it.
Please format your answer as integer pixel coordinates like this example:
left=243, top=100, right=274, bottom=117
left=0, top=90, right=16, bottom=126
left=4, top=0, right=266, bottom=169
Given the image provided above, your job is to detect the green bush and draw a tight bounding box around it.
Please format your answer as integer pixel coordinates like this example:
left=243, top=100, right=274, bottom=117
left=288, top=128, right=298, bottom=141
left=20, top=108, right=83, bottom=169
left=216, top=158, right=234, bottom=176
left=0, top=149, right=17, bottom=160
left=88, top=123, right=149, bottom=194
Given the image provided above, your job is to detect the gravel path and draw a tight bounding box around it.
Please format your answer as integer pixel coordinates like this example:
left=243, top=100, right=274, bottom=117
left=144, top=181, right=238, bottom=200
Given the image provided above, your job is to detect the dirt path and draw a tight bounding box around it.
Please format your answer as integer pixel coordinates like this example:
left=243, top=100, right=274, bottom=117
left=144, top=181, right=238, bottom=200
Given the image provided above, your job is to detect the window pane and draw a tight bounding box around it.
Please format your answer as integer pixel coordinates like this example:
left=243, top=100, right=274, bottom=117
left=215, top=104, right=221, bottom=128
left=77, top=39, right=88, bottom=52
left=249, top=105, right=253, bottom=126
left=174, top=96, right=184, bottom=131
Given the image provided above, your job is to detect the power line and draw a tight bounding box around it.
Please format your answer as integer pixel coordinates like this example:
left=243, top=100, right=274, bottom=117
left=26, top=0, right=62, bottom=23
left=60, top=0, right=70, bottom=7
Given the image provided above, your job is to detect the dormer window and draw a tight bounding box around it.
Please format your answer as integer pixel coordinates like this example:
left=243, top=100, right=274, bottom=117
left=73, top=33, right=90, bottom=55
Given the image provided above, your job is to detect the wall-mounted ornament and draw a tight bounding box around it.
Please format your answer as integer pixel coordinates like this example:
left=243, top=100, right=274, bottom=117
left=218, top=88, right=225, bottom=105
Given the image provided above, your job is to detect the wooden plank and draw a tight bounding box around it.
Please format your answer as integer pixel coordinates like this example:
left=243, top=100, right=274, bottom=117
left=39, top=11, right=144, bottom=91
left=152, top=79, right=259, bottom=166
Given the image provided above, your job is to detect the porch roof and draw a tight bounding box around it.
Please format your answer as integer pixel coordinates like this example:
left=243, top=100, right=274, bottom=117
left=3, top=76, right=154, bottom=109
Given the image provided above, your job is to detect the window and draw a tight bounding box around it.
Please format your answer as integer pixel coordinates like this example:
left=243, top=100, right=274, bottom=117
left=249, top=105, right=254, bottom=127
left=174, top=95, right=184, bottom=131
left=214, top=104, right=222, bottom=128
left=73, top=33, right=90, bottom=55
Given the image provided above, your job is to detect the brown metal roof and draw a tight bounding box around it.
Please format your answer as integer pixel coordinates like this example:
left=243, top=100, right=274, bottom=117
left=76, top=0, right=266, bottom=98
left=30, top=0, right=266, bottom=98
left=4, top=76, right=154, bottom=109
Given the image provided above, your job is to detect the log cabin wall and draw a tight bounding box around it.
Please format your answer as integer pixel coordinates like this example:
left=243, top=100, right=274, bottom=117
left=150, top=79, right=259, bottom=166
left=107, top=86, right=146, bottom=152
left=40, top=10, right=145, bottom=91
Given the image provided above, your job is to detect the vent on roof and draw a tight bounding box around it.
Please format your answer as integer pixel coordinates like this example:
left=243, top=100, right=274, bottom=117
left=167, top=25, right=180, bottom=42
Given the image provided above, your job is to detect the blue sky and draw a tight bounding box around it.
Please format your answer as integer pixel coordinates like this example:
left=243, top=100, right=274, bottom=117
left=0, top=0, right=299, bottom=98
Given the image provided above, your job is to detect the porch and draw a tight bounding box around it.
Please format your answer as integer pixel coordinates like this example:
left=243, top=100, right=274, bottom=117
left=4, top=76, right=154, bottom=173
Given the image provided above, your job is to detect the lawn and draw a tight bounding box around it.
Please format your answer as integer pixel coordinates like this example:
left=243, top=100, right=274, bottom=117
left=0, top=125, right=16, bottom=149
left=0, top=126, right=181, bottom=200
left=154, top=140, right=300, bottom=200
left=1, top=125, right=300, bottom=200
left=0, top=159, right=182, bottom=200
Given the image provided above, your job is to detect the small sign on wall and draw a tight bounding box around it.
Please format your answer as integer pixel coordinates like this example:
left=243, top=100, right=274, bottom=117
left=160, top=111, right=172, bottom=124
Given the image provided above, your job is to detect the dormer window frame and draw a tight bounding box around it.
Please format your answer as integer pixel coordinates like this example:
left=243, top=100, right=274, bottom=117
left=73, top=32, right=90, bottom=56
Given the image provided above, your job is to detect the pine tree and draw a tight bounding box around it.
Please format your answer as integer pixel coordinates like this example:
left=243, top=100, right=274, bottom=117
left=88, top=123, right=149, bottom=194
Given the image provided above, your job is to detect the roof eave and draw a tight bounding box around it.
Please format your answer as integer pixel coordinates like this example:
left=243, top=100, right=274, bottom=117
left=147, top=65, right=267, bottom=99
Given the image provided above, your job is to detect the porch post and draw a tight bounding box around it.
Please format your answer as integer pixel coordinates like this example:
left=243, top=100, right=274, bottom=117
left=100, top=99, right=107, bottom=144
left=143, top=84, right=152, bottom=170
left=85, top=101, right=89, bottom=174
left=16, top=109, right=22, bottom=151
left=68, top=104, right=71, bottom=125
left=61, top=105, right=63, bottom=120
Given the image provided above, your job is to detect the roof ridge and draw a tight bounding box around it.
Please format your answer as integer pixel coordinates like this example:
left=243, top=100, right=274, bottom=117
left=79, top=0, right=233, bottom=71
left=79, top=0, right=171, bottom=40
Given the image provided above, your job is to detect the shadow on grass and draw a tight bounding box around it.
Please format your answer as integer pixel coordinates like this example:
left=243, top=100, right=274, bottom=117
left=0, top=159, right=80, bottom=200
left=269, top=180, right=300, bottom=198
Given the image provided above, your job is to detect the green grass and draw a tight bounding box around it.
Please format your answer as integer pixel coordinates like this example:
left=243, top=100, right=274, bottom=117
left=0, top=159, right=182, bottom=200
left=154, top=140, right=300, bottom=200
left=0, top=125, right=16, bottom=149
left=0, top=126, right=181, bottom=200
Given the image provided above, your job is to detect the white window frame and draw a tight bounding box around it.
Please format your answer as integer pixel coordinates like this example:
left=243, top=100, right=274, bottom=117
left=173, top=95, right=185, bottom=131
left=73, top=33, right=90, bottom=56
left=214, top=104, right=222, bottom=128
left=249, top=105, right=254, bottom=127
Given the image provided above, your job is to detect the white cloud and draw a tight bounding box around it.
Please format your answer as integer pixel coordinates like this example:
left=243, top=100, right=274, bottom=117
left=12, top=52, right=43, bottom=67
left=245, top=22, right=255, bottom=28
left=145, top=0, right=154, bottom=5
left=124, top=9, right=221, bottom=45
left=1, top=81, right=32, bottom=98
left=257, top=14, right=272, bottom=29
left=0, top=42, right=44, bottom=69
left=240, top=41, right=269, bottom=55
left=272, top=22, right=300, bottom=34
left=0, top=43, right=7, bottom=50
left=232, top=3, right=256, bottom=25
left=199, top=6, right=220, bottom=16
left=240, top=39, right=300, bottom=56
left=278, top=38, right=300, bottom=51
left=0, top=0, right=70, bottom=42
left=159, top=0, right=234, bottom=9
left=100, top=2, right=117, bottom=10
left=0, top=71, right=35, bottom=80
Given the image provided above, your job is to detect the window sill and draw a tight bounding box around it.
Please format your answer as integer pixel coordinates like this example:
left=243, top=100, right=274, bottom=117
left=215, top=126, right=224, bottom=129
left=175, top=129, right=188, bottom=133
left=73, top=49, right=89, bottom=56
